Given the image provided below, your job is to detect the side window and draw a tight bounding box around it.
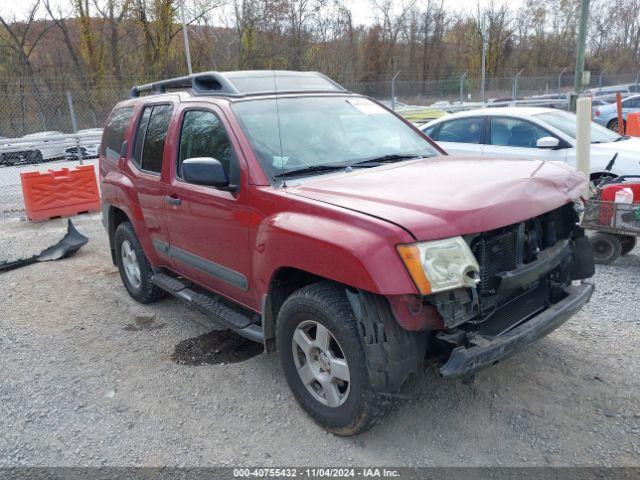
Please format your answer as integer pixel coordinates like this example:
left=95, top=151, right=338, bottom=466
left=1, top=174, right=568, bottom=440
left=423, top=125, right=438, bottom=139
left=437, top=117, right=484, bottom=144
left=102, top=106, right=134, bottom=160
left=136, top=104, right=173, bottom=174
left=178, top=110, right=238, bottom=183
left=623, top=97, right=640, bottom=108
left=490, top=117, right=550, bottom=148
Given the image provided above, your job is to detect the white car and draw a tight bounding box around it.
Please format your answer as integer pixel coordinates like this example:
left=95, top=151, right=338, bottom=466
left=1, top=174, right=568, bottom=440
left=21, top=131, right=66, bottom=160
left=64, top=128, right=103, bottom=160
left=420, top=107, right=640, bottom=179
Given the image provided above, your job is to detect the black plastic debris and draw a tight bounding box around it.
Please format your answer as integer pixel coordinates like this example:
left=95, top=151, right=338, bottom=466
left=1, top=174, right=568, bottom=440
left=0, top=219, right=89, bottom=273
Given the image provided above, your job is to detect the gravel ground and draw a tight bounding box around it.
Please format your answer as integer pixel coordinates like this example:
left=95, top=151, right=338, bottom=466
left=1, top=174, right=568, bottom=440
left=1, top=214, right=639, bottom=467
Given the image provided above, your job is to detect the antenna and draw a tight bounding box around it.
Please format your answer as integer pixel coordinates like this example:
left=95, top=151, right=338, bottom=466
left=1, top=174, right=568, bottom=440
left=272, top=71, right=287, bottom=188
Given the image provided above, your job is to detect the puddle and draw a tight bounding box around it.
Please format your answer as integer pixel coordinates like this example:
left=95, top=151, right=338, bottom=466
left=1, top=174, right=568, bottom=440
left=171, top=329, right=263, bottom=366
left=124, top=315, right=165, bottom=331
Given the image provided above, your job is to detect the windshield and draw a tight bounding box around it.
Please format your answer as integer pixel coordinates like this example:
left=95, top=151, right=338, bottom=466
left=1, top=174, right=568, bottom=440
left=534, top=110, right=622, bottom=144
left=231, top=96, right=439, bottom=179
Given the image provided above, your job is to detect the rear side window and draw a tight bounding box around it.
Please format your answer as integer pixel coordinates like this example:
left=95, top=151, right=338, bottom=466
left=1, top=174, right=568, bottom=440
left=133, top=104, right=173, bottom=174
left=437, top=117, right=484, bottom=144
left=102, top=106, right=134, bottom=160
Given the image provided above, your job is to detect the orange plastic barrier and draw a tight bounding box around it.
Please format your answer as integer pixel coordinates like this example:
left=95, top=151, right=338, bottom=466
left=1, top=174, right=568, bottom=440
left=627, top=112, right=640, bottom=137
left=20, top=165, right=100, bottom=221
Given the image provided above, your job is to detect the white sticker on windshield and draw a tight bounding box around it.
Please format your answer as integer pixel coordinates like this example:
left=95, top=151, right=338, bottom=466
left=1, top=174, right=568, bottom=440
left=346, top=98, right=386, bottom=115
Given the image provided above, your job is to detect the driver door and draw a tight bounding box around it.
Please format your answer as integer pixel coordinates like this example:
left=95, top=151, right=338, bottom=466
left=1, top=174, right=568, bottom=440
left=481, top=116, right=567, bottom=162
left=164, top=105, right=254, bottom=307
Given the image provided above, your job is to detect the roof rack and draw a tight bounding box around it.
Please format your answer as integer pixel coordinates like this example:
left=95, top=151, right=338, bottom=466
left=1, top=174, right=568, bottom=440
left=130, top=70, right=347, bottom=98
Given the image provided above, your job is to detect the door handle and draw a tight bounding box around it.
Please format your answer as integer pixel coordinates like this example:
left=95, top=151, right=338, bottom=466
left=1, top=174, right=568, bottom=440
left=165, top=195, right=182, bottom=206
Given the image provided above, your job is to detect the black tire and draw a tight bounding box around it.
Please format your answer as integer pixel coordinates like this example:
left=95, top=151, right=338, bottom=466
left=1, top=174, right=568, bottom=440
left=590, top=232, right=622, bottom=265
left=620, top=235, right=637, bottom=256
left=28, top=151, right=44, bottom=164
left=607, top=118, right=626, bottom=133
left=276, top=281, right=386, bottom=436
left=114, top=221, right=165, bottom=303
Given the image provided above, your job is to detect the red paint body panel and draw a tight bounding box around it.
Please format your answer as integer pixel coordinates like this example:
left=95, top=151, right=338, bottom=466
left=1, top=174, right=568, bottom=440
left=289, top=157, right=586, bottom=241
left=99, top=91, right=587, bottom=330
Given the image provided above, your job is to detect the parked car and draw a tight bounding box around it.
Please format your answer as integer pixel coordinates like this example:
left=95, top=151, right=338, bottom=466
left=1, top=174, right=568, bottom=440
left=2, top=130, right=68, bottom=165
left=593, top=94, right=640, bottom=132
left=585, top=83, right=640, bottom=98
left=64, top=128, right=103, bottom=160
left=100, top=71, right=594, bottom=435
left=421, top=107, right=640, bottom=179
left=21, top=131, right=66, bottom=160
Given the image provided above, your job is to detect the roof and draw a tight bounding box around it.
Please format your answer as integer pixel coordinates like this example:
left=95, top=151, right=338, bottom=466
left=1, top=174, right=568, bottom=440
left=130, top=70, right=347, bottom=98
left=422, top=107, right=559, bottom=127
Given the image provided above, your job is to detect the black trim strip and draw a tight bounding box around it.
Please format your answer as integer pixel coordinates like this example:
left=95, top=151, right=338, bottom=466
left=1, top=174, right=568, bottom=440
left=152, top=239, right=248, bottom=291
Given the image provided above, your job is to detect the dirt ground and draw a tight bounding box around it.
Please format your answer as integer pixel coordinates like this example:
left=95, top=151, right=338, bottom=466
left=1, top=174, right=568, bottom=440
left=1, top=214, right=639, bottom=467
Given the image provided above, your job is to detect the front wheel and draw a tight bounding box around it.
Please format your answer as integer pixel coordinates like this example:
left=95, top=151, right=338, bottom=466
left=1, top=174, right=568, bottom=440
left=276, top=282, right=385, bottom=436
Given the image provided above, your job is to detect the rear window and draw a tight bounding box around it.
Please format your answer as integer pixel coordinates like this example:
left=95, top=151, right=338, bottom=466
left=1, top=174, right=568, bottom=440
left=102, top=106, right=134, bottom=160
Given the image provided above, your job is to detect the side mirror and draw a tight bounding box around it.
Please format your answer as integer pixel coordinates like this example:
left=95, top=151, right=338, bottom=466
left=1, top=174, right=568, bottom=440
left=182, top=157, right=235, bottom=190
left=536, top=136, right=560, bottom=149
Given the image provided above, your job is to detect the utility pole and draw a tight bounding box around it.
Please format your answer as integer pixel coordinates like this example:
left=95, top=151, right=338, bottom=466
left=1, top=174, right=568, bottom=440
left=571, top=0, right=590, bottom=111
left=481, top=26, right=488, bottom=104
left=180, top=0, right=193, bottom=75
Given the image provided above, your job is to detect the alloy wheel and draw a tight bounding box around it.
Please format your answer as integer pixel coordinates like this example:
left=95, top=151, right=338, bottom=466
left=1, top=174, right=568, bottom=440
left=291, top=320, right=351, bottom=408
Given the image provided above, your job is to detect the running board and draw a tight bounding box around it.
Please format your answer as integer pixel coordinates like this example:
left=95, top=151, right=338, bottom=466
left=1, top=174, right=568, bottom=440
left=150, top=272, right=264, bottom=343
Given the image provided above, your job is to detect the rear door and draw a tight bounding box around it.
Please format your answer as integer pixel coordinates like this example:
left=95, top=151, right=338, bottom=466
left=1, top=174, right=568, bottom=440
left=429, top=117, right=485, bottom=156
left=164, top=104, right=254, bottom=308
left=481, top=116, right=567, bottom=162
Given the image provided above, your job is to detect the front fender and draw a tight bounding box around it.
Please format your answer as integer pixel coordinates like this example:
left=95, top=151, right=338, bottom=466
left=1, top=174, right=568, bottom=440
left=252, top=212, right=419, bottom=301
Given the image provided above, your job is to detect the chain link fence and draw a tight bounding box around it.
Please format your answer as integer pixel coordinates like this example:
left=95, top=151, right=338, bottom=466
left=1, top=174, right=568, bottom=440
left=1, top=71, right=638, bottom=220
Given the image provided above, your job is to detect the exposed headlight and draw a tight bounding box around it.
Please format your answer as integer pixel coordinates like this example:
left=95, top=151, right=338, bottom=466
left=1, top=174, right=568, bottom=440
left=397, top=236, right=480, bottom=295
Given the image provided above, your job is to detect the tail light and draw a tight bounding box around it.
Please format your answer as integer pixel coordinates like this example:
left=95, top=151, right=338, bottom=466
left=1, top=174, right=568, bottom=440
left=595, top=109, right=600, bottom=117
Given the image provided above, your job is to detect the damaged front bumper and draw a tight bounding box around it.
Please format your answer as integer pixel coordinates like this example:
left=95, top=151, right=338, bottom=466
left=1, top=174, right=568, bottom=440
left=439, top=282, right=594, bottom=379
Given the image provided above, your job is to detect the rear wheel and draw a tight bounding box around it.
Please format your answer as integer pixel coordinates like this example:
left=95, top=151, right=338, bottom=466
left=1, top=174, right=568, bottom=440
left=620, top=235, right=637, bottom=256
left=590, top=232, right=622, bottom=264
left=114, top=222, right=165, bottom=303
left=276, top=282, right=385, bottom=436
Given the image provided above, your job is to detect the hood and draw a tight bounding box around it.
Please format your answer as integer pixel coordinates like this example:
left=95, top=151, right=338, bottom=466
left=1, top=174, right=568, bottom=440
left=591, top=137, right=640, bottom=157
left=288, top=157, right=586, bottom=241
left=591, top=138, right=640, bottom=175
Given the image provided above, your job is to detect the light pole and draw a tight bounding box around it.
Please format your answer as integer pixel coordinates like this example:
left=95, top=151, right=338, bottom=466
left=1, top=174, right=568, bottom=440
left=571, top=0, right=590, bottom=111
left=598, top=68, right=607, bottom=94
left=459, top=71, right=467, bottom=104
left=512, top=68, right=524, bottom=100
left=558, top=67, right=568, bottom=94
left=180, top=0, right=193, bottom=75
left=390, top=71, right=401, bottom=111
left=480, top=26, right=488, bottom=104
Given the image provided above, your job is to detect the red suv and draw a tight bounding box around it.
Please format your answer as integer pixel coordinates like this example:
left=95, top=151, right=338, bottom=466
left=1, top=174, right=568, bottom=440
left=100, top=71, right=595, bottom=435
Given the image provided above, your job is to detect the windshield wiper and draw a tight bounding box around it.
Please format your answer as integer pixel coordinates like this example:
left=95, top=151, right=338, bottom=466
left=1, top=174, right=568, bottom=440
left=348, top=153, right=424, bottom=167
left=273, top=164, right=349, bottom=178
left=613, top=135, right=630, bottom=142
